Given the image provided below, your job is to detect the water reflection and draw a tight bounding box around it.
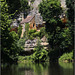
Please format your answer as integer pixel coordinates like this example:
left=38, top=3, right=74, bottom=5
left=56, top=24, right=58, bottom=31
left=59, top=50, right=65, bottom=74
left=1, top=62, right=73, bottom=75
left=48, top=62, right=73, bottom=75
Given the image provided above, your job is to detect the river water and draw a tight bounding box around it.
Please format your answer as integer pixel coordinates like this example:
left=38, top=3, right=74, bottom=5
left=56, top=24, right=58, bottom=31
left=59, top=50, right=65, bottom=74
left=1, top=62, right=73, bottom=75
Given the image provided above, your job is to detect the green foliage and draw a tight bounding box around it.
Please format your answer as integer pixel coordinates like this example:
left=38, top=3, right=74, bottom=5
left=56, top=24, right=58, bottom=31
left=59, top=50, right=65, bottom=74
left=28, top=27, right=47, bottom=40
left=40, top=27, right=46, bottom=38
left=31, top=0, right=35, bottom=3
left=59, top=28, right=73, bottom=49
left=1, top=1, right=24, bottom=63
left=66, top=0, right=74, bottom=24
left=6, top=0, right=21, bottom=14
left=28, top=29, right=36, bottom=34
left=20, top=0, right=29, bottom=11
left=59, top=51, right=73, bottom=62
left=39, top=0, right=73, bottom=61
left=17, top=38, right=25, bottom=49
left=20, top=0, right=30, bottom=18
left=31, top=39, right=48, bottom=62
left=28, top=29, right=36, bottom=40
left=9, top=31, right=22, bottom=57
left=17, top=25, right=22, bottom=38
left=1, top=1, right=12, bottom=53
left=32, top=31, right=40, bottom=37
left=6, top=0, right=29, bottom=18
left=9, top=31, right=19, bottom=41
left=39, top=0, right=62, bottom=25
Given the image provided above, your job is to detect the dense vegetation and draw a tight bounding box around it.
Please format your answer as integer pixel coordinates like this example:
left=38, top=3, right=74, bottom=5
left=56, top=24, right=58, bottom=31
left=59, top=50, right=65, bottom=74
left=1, top=0, right=29, bottom=64
left=39, top=0, right=74, bottom=61
left=1, top=0, right=74, bottom=64
left=59, top=51, right=73, bottom=62
left=6, top=0, right=29, bottom=18
left=18, top=38, right=48, bottom=62
left=31, top=39, right=48, bottom=62
left=27, top=27, right=46, bottom=40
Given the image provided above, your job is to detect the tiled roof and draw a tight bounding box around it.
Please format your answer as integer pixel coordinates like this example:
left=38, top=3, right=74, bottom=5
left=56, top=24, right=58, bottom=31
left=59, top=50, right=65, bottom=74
left=20, top=16, right=34, bottom=24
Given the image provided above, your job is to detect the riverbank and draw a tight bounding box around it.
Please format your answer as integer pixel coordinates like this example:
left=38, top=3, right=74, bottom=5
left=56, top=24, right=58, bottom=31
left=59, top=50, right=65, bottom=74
left=58, top=51, right=74, bottom=62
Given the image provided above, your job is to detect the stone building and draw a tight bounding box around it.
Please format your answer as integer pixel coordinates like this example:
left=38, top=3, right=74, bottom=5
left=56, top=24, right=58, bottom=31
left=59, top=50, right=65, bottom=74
left=20, top=13, right=45, bottom=31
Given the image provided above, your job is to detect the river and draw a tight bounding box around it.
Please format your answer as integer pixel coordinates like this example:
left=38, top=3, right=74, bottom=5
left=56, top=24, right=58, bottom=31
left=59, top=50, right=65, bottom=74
left=1, top=62, right=73, bottom=75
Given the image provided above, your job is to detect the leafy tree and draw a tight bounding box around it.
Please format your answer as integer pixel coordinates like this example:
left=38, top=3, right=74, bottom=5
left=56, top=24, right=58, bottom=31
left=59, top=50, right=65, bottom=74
left=6, top=0, right=21, bottom=14
left=20, top=0, right=30, bottom=18
left=17, top=25, right=22, bottom=38
left=39, top=0, right=74, bottom=61
left=66, top=0, right=74, bottom=24
left=6, top=0, right=29, bottom=18
left=39, top=0, right=62, bottom=25
left=1, top=1, right=14, bottom=63
left=39, top=0, right=62, bottom=48
left=1, top=1, right=23, bottom=63
left=1, top=1, right=12, bottom=52
left=40, top=27, right=46, bottom=38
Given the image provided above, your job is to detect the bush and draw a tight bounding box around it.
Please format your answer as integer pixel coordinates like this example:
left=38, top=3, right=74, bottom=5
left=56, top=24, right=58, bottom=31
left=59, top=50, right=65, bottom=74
left=28, top=29, right=36, bottom=34
left=17, top=38, right=25, bottom=49
left=9, top=31, right=19, bottom=41
left=40, top=27, right=46, bottom=38
left=17, top=25, right=22, bottom=38
left=29, top=35, right=34, bottom=40
left=32, top=31, right=40, bottom=37
left=31, top=39, right=48, bottom=62
left=59, top=51, right=73, bottom=62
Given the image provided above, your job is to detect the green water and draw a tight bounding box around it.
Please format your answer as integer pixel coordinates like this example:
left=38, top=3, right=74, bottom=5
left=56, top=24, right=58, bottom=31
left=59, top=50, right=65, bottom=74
left=1, top=62, right=73, bottom=75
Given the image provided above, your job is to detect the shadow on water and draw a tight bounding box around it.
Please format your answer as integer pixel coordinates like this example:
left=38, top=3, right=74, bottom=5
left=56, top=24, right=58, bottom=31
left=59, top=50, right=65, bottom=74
left=48, top=62, right=73, bottom=75
left=1, top=62, right=73, bottom=75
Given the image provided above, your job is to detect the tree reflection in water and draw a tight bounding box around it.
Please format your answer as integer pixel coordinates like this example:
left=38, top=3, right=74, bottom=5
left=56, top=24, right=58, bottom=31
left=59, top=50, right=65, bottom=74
left=1, top=62, right=73, bottom=75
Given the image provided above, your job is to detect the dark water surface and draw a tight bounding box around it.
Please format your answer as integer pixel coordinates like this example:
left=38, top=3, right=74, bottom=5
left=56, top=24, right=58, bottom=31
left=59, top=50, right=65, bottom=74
left=1, top=62, right=73, bottom=75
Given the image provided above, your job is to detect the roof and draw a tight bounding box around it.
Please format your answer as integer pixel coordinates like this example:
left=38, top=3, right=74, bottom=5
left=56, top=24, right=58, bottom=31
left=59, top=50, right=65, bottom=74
left=35, top=13, right=43, bottom=25
left=20, top=15, right=34, bottom=24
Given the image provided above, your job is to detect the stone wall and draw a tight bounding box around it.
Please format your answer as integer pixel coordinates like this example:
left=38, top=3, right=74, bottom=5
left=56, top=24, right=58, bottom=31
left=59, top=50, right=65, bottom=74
left=24, top=36, right=49, bottom=51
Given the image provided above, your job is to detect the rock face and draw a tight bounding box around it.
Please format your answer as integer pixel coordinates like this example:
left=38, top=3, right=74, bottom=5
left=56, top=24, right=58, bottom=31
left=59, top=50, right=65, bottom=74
left=24, top=39, right=37, bottom=51
left=24, top=36, right=49, bottom=51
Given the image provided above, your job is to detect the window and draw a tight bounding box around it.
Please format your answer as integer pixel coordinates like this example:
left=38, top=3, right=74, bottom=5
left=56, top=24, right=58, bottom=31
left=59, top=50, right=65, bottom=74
left=33, top=24, right=35, bottom=27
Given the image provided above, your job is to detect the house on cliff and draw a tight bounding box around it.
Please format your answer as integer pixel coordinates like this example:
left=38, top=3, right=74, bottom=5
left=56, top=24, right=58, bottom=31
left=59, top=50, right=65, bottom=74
left=20, top=14, right=45, bottom=31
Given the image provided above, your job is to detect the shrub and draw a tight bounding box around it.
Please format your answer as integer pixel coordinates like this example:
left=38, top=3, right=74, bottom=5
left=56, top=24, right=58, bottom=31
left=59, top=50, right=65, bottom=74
left=9, top=31, right=19, bottom=41
left=40, top=27, right=46, bottom=38
left=29, top=35, right=34, bottom=40
left=32, top=31, right=40, bottom=37
left=59, top=51, right=73, bottom=62
left=31, top=39, right=48, bottom=62
left=17, top=38, right=25, bottom=49
left=28, top=29, right=36, bottom=34
left=17, top=25, right=22, bottom=38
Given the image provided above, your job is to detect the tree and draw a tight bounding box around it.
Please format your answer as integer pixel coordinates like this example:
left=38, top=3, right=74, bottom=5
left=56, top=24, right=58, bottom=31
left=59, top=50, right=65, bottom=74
left=20, top=0, right=30, bottom=17
left=39, top=0, right=74, bottom=61
left=66, top=0, right=74, bottom=24
left=6, top=0, right=30, bottom=18
left=1, top=1, right=14, bottom=63
left=66, top=0, right=74, bottom=59
left=1, top=1, right=22, bottom=63
left=39, top=0, right=62, bottom=48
